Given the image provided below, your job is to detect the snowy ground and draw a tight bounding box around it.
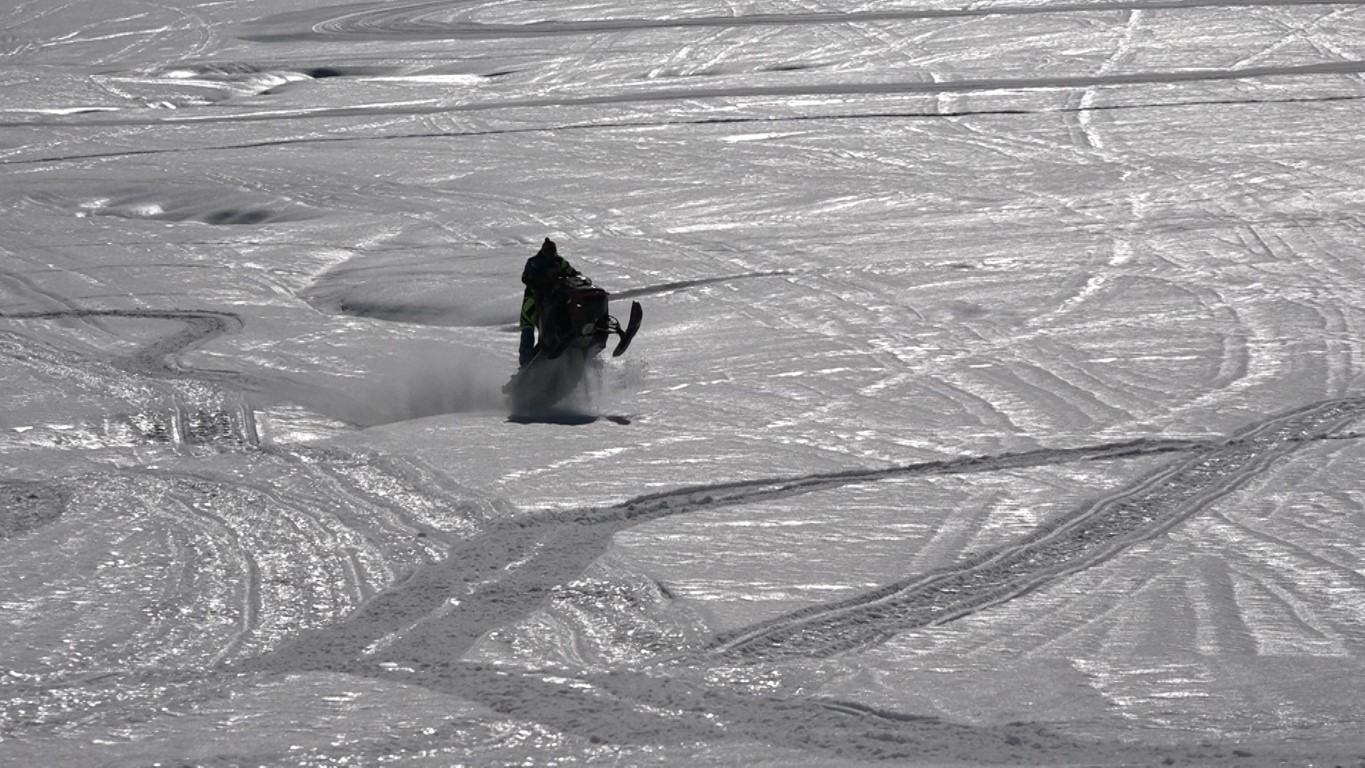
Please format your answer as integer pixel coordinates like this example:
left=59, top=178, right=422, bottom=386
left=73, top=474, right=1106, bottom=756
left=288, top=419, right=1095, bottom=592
left=4, top=0, right=1365, bottom=765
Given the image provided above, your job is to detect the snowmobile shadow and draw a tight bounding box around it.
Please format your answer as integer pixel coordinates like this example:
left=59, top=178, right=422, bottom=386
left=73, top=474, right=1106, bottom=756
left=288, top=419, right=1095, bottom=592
left=507, top=408, right=632, bottom=426
left=507, top=407, right=599, bottom=426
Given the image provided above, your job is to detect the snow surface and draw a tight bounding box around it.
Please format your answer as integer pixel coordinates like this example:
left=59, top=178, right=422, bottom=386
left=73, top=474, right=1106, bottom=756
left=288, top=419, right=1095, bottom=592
left=4, top=0, right=1365, bottom=765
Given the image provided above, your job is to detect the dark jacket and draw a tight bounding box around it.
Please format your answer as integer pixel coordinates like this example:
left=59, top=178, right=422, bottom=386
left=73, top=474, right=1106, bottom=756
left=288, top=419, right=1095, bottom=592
left=519, top=238, right=582, bottom=330
left=521, top=238, right=580, bottom=291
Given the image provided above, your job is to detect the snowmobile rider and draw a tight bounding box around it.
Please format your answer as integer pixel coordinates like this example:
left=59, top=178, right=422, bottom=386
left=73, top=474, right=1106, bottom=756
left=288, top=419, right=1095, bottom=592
left=519, top=237, right=584, bottom=367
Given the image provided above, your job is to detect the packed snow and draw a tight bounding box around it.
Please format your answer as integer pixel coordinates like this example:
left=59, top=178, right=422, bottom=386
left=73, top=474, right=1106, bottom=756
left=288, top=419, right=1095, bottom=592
left=4, top=0, right=1365, bottom=765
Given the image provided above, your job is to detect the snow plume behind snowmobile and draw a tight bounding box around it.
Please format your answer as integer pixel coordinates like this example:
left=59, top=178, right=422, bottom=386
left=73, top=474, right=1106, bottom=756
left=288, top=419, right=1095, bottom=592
left=505, top=274, right=642, bottom=417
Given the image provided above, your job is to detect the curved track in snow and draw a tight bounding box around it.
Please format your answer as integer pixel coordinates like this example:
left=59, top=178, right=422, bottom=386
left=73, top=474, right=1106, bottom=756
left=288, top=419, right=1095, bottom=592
left=0, top=308, right=404, bottom=427
left=0, top=308, right=242, bottom=378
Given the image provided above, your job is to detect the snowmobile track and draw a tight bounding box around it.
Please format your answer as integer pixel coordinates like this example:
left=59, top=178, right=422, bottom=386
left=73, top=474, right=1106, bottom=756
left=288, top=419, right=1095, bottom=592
left=241, top=0, right=1365, bottom=42
left=559, top=437, right=1210, bottom=527
left=0, top=308, right=243, bottom=379
left=704, top=397, right=1365, bottom=662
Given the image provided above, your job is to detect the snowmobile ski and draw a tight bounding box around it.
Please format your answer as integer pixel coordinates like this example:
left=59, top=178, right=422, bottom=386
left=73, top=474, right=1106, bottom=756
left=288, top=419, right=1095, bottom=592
left=611, top=301, right=643, bottom=357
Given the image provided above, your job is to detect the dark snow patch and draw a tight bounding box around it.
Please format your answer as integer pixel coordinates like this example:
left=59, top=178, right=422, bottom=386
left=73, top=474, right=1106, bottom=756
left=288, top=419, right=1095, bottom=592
left=304, top=253, right=519, bottom=328
left=0, top=481, right=67, bottom=539
left=507, top=407, right=600, bottom=426
left=76, top=183, right=325, bottom=227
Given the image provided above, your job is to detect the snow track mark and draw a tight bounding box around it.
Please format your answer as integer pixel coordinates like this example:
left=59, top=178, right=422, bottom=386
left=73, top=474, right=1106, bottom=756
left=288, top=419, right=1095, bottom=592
left=241, top=0, right=1365, bottom=42
left=0, top=308, right=242, bottom=379
left=250, top=439, right=1204, bottom=673
left=706, top=397, right=1365, bottom=662
left=15, top=62, right=1364, bottom=132
left=1, top=308, right=386, bottom=426
left=574, top=438, right=1208, bottom=526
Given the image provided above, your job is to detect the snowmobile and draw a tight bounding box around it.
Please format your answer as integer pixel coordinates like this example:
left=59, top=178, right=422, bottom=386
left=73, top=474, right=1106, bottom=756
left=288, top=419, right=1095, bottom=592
left=504, top=274, right=642, bottom=416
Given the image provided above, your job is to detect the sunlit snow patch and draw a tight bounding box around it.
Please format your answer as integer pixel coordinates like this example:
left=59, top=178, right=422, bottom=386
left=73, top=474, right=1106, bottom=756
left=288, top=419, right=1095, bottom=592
left=91, top=63, right=390, bottom=106
left=0, top=407, right=260, bottom=452
left=11, top=106, right=122, bottom=115
left=254, top=405, right=352, bottom=444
